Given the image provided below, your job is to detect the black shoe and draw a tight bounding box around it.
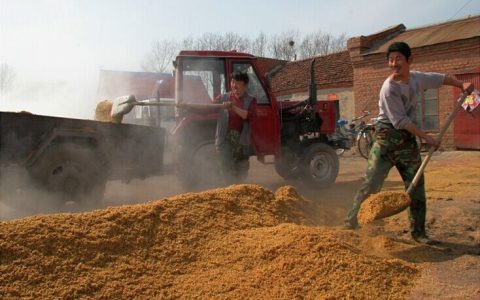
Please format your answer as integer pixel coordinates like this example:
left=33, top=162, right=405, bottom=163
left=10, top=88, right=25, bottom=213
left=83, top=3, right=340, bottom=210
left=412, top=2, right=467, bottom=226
left=411, top=233, right=437, bottom=245
left=344, top=220, right=358, bottom=230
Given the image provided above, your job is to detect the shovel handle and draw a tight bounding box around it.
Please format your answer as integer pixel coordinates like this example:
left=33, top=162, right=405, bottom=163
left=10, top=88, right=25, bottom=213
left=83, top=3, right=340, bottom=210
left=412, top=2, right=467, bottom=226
left=130, top=100, right=224, bottom=108
left=406, top=92, right=468, bottom=195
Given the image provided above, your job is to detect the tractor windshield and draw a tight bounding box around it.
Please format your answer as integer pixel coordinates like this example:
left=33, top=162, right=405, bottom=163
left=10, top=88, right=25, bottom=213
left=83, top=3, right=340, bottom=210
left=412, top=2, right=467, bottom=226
left=176, top=57, right=226, bottom=104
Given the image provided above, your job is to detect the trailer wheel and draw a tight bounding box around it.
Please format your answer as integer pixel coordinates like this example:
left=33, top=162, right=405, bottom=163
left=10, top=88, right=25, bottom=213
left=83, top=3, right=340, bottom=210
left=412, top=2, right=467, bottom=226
left=274, top=147, right=300, bottom=179
left=300, top=143, right=339, bottom=189
left=29, top=143, right=107, bottom=205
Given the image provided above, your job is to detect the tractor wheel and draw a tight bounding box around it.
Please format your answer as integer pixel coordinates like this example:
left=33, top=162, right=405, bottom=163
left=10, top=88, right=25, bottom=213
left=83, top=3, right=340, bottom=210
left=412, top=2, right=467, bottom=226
left=274, top=147, right=301, bottom=179
left=176, top=140, right=221, bottom=190
left=300, top=143, right=339, bottom=189
left=232, top=157, right=249, bottom=183
left=29, top=143, right=107, bottom=205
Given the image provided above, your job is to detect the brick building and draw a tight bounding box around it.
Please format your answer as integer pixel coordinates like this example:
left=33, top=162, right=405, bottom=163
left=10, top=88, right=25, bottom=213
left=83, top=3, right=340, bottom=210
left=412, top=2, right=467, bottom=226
left=270, top=51, right=354, bottom=120
left=271, top=15, right=480, bottom=149
left=347, top=15, right=480, bottom=149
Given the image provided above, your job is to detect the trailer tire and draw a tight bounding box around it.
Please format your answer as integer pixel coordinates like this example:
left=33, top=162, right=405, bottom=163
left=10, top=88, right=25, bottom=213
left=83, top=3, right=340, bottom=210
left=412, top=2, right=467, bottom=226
left=29, top=143, right=107, bottom=205
left=300, top=143, right=339, bottom=189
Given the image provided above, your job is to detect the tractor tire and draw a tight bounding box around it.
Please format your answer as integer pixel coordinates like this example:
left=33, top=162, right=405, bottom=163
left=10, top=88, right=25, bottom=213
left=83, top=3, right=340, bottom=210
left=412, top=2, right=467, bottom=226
left=29, top=143, right=107, bottom=205
left=232, top=157, right=249, bottom=183
left=274, top=147, right=301, bottom=179
left=300, top=143, right=339, bottom=189
left=176, top=140, right=221, bottom=190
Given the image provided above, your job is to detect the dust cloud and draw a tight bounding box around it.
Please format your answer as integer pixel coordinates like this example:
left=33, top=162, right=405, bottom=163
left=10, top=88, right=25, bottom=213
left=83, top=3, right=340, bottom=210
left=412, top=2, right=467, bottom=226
left=0, top=165, right=65, bottom=220
left=0, top=143, right=183, bottom=221
left=0, top=74, right=100, bottom=120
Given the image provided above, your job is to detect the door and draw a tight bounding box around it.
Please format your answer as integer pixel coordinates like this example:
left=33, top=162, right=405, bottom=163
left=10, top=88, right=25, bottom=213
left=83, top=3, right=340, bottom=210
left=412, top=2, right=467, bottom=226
left=453, top=69, right=480, bottom=150
left=230, top=61, right=280, bottom=155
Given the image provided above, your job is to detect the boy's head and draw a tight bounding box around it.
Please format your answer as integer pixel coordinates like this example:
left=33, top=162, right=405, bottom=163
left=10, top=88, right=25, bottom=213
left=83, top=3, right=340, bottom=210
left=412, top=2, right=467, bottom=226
left=231, top=71, right=249, bottom=98
left=231, top=71, right=249, bottom=84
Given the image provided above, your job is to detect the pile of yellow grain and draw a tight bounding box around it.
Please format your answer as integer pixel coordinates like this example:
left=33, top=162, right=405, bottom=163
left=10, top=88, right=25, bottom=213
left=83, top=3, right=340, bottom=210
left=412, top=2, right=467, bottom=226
left=0, top=184, right=418, bottom=299
left=358, top=191, right=411, bottom=225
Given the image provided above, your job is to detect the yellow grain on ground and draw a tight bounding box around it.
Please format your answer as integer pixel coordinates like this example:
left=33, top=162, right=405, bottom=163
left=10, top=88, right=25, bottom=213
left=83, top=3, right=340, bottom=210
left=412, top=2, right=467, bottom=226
left=0, top=184, right=418, bottom=299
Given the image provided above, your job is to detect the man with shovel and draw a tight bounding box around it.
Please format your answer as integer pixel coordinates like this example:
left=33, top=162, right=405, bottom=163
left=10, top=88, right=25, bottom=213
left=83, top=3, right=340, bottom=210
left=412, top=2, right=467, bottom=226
left=344, top=41, right=474, bottom=244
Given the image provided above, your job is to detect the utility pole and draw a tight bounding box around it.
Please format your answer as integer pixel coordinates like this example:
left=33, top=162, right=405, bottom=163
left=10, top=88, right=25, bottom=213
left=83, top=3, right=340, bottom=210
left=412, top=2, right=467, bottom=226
left=288, top=40, right=297, bottom=61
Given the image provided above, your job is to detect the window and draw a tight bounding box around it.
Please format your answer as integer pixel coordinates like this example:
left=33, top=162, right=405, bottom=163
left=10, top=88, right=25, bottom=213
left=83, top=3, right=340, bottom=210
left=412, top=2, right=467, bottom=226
left=181, top=58, right=226, bottom=103
left=416, top=89, right=439, bottom=131
left=232, top=62, right=269, bottom=104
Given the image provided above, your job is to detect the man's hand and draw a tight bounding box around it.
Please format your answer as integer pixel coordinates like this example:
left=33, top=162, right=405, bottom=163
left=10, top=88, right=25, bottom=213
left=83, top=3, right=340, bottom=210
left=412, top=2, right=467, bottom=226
left=463, top=82, right=474, bottom=94
left=223, top=101, right=233, bottom=109
left=423, top=135, right=439, bottom=150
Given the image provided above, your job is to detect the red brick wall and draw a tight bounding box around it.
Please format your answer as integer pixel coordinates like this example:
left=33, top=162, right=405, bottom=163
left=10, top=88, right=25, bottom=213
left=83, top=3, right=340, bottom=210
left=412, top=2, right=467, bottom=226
left=350, top=37, right=480, bottom=149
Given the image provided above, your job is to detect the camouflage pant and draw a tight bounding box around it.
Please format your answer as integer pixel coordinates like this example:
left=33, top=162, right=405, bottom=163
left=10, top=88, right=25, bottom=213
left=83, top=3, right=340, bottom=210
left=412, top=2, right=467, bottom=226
left=345, top=123, right=427, bottom=234
left=216, top=130, right=248, bottom=180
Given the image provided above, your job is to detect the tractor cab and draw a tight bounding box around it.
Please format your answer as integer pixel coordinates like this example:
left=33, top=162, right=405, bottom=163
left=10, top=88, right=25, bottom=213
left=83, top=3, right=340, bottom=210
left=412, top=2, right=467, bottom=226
left=173, top=51, right=281, bottom=157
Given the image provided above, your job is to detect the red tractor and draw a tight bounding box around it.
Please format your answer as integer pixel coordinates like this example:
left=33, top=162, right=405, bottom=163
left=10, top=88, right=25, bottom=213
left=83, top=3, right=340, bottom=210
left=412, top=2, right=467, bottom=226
left=170, top=50, right=340, bottom=190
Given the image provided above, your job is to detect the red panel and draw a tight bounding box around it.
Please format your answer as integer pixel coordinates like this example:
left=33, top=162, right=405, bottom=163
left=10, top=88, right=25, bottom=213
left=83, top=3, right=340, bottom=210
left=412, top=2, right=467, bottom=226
left=316, top=100, right=337, bottom=134
left=453, top=71, right=480, bottom=149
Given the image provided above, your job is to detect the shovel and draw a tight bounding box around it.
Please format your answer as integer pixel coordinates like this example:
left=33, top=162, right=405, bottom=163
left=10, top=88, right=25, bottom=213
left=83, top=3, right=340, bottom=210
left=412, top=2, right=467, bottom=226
left=112, top=95, right=224, bottom=115
left=406, top=91, right=469, bottom=195
left=358, top=92, right=470, bottom=224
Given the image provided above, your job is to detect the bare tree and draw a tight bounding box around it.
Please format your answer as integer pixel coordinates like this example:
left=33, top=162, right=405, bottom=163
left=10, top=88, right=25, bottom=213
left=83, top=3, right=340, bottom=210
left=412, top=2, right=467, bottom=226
left=141, top=39, right=178, bottom=73
left=250, top=32, right=268, bottom=57
left=194, top=32, right=223, bottom=50
left=142, top=29, right=348, bottom=71
left=221, top=32, right=250, bottom=52
left=181, top=36, right=195, bottom=50
left=0, top=63, right=15, bottom=94
left=269, top=30, right=301, bottom=61
left=299, top=31, right=347, bottom=58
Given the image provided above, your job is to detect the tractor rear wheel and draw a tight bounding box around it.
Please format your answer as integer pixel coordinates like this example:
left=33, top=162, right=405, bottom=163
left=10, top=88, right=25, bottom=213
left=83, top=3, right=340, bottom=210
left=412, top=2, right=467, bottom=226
left=176, top=140, right=221, bottom=190
left=300, top=143, right=339, bottom=189
left=274, top=147, right=301, bottom=179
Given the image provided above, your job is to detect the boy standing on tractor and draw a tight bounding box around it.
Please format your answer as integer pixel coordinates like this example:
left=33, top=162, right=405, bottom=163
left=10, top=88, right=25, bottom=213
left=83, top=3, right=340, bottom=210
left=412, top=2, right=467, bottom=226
left=213, top=71, right=257, bottom=183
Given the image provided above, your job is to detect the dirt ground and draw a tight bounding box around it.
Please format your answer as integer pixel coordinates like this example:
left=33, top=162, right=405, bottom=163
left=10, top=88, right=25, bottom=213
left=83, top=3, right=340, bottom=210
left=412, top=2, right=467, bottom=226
left=1, top=150, right=479, bottom=299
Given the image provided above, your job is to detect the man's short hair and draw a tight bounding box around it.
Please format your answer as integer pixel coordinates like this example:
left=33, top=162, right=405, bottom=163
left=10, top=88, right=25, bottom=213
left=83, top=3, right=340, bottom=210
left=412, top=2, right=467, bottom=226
left=387, top=42, right=412, bottom=60
left=231, top=71, right=249, bottom=84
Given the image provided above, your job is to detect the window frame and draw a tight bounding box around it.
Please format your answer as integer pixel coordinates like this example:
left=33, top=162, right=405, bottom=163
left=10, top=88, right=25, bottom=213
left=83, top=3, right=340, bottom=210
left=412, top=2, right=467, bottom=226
left=416, top=88, right=439, bottom=132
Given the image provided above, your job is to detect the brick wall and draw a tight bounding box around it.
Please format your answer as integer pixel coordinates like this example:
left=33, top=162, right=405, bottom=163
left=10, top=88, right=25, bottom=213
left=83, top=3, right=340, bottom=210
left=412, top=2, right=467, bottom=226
left=349, top=37, right=480, bottom=149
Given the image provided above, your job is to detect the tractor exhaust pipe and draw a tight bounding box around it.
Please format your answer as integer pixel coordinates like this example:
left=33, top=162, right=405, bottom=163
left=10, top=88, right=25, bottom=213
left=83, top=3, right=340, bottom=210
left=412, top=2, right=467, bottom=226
left=308, top=58, right=317, bottom=107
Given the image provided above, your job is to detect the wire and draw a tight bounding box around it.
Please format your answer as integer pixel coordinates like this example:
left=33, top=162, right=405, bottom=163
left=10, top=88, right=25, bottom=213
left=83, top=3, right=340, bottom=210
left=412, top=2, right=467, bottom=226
left=448, top=0, right=473, bottom=21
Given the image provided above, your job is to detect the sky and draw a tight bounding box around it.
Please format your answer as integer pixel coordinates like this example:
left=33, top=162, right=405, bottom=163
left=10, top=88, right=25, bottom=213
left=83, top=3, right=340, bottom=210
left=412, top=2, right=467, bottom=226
left=1, top=0, right=479, bottom=118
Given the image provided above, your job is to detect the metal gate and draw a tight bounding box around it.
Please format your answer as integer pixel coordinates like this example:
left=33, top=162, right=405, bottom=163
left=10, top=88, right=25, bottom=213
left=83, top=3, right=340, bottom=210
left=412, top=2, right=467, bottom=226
left=453, top=68, right=480, bottom=150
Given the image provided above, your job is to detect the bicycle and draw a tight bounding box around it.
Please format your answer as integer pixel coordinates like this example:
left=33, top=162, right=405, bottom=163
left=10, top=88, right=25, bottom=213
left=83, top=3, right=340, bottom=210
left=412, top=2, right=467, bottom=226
left=356, top=118, right=376, bottom=159
left=330, top=111, right=372, bottom=157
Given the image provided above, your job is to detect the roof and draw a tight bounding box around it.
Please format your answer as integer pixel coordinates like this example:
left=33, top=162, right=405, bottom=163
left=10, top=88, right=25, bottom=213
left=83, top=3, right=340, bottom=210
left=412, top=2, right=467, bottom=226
left=96, top=70, right=172, bottom=101
left=363, top=14, right=480, bottom=55
left=177, top=50, right=255, bottom=59
left=271, top=51, right=353, bottom=95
